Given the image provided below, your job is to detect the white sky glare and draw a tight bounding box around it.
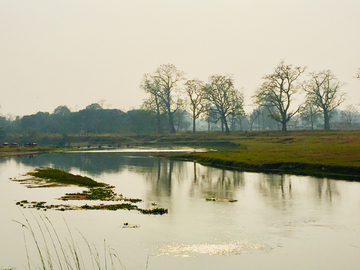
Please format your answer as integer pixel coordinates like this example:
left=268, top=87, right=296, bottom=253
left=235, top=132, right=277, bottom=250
left=1, top=0, right=359, bottom=117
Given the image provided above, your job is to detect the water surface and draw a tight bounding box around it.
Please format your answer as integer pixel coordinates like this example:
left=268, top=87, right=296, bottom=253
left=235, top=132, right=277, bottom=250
left=1, top=152, right=360, bottom=269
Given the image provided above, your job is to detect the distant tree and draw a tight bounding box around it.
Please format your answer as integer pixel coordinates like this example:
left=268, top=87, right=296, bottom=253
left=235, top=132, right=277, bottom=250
left=303, top=70, right=345, bottom=130
left=70, top=108, right=126, bottom=134
left=253, top=60, right=306, bottom=131
left=340, top=105, right=358, bottom=129
left=141, top=64, right=186, bottom=133
left=173, top=108, right=191, bottom=132
left=249, top=109, right=261, bottom=131
left=127, top=109, right=157, bottom=134
left=203, top=75, right=244, bottom=134
left=299, top=101, right=321, bottom=130
left=356, top=68, right=360, bottom=80
left=21, top=112, right=51, bottom=132
left=0, top=115, right=7, bottom=140
left=53, top=105, right=71, bottom=116
left=98, top=99, right=106, bottom=108
left=229, top=110, right=245, bottom=131
left=85, top=103, right=103, bottom=110
left=261, top=106, right=279, bottom=130
left=184, top=78, right=208, bottom=133
left=0, top=126, right=5, bottom=140
left=141, top=96, right=165, bottom=133
left=205, top=106, right=220, bottom=131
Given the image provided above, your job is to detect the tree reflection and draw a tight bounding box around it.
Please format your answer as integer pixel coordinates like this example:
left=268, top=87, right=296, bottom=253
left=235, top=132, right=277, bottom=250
left=258, top=173, right=340, bottom=209
left=145, top=158, right=174, bottom=197
left=257, top=174, right=293, bottom=210
left=189, top=164, right=244, bottom=199
left=311, top=178, right=338, bottom=202
left=141, top=160, right=244, bottom=200
left=8, top=153, right=340, bottom=205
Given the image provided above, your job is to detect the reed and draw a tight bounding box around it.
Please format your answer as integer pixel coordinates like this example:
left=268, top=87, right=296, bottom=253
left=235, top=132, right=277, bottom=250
left=14, top=211, right=125, bottom=270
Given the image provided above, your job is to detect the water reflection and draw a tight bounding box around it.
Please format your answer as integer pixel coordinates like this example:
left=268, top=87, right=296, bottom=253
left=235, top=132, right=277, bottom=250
left=312, top=178, right=338, bottom=201
left=2, top=152, right=360, bottom=270
left=7, top=152, right=162, bottom=175
left=190, top=165, right=244, bottom=199
left=145, top=159, right=175, bottom=197
left=4, top=153, right=340, bottom=205
left=141, top=160, right=245, bottom=199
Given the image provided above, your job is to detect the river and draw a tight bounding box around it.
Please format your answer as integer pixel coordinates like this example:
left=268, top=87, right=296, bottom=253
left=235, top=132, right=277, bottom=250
left=1, top=151, right=360, bottom=269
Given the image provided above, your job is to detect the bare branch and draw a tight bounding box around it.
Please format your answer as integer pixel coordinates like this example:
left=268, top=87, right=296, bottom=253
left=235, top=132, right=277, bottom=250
left=252, top=60, right=306, bottom=131
left=303, top=70, right=345, bottom=130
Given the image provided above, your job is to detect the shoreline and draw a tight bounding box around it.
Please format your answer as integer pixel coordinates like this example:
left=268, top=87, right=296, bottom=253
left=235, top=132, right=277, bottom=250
left=0, top=146, right=56, bottom=157
left=167, top=153, right=360, bottom=181
left=2, top=130, right=360, bottom=181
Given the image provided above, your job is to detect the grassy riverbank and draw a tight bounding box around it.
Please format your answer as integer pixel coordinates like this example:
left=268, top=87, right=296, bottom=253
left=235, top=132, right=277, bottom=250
left=2, top=131, right=360, bottom=179
left=0, top=145, right=55, bottom=156
left=165, top=131, right=360, bottom=180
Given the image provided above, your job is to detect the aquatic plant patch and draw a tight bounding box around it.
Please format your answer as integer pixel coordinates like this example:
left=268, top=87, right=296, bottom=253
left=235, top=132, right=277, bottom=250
left=60, top=187, right=143, bottom=202
left=16, top=200, right=168, bottom=215
left=29, top=167, right=107, bottom=187
left=15, top=168, right=168, bottom=215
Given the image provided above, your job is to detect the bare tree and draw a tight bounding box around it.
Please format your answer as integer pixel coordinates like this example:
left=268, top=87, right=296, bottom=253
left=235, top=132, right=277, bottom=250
left=141, top=94, right=165, bottom=133
left=249, top=109, right=261, bottom=131
left=203, top=75, right=244, bottom=134
left=253, top=60, right=306, bottom=131
left=299, top=101, right=321, bottom=130
left=205, top=106, right=220, bottom=131
left=141, top=64, right=185, bottom=133
left=303, top=70, right=345, bottom=130
left=340, top=105, right=358, bottom=129
left=184, top=78, right=207, bottom=133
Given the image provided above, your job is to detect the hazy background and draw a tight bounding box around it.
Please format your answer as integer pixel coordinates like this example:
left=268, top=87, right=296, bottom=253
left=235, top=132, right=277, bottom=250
left=1, top=0, right=359, bottom=117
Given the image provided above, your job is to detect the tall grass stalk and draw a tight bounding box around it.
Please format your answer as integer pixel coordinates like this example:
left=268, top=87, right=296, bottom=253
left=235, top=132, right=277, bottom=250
left=14, top=211, right=125, bottom=270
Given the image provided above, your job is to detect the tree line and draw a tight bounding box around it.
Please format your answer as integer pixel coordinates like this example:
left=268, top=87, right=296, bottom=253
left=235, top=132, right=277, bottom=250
left=0, top=61, right=359, bottom=141
left=141, top=61, right=358, bottom=132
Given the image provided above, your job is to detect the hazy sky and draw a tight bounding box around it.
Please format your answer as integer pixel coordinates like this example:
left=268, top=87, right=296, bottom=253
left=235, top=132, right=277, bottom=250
left=1, top=0, right=360, bottom=117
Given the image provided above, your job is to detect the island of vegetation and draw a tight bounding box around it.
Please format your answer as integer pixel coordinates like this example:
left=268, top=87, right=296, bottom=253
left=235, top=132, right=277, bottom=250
left=15, top=168, right=168, bottom=215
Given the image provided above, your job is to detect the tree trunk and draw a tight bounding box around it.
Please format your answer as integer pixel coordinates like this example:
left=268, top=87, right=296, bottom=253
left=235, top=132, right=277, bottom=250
left=281, top=112, right=287, bottom=131
left=193, top=117, right=196, bottom=133
left=223, top=116, right=230, bottom=134
left=155, top=97, right=162, bottom=133
left=156, top=112, right=162, bottom=133
left=324, top=110, right=330, bottom=130
left=168, top=112, right=176, bottom=133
